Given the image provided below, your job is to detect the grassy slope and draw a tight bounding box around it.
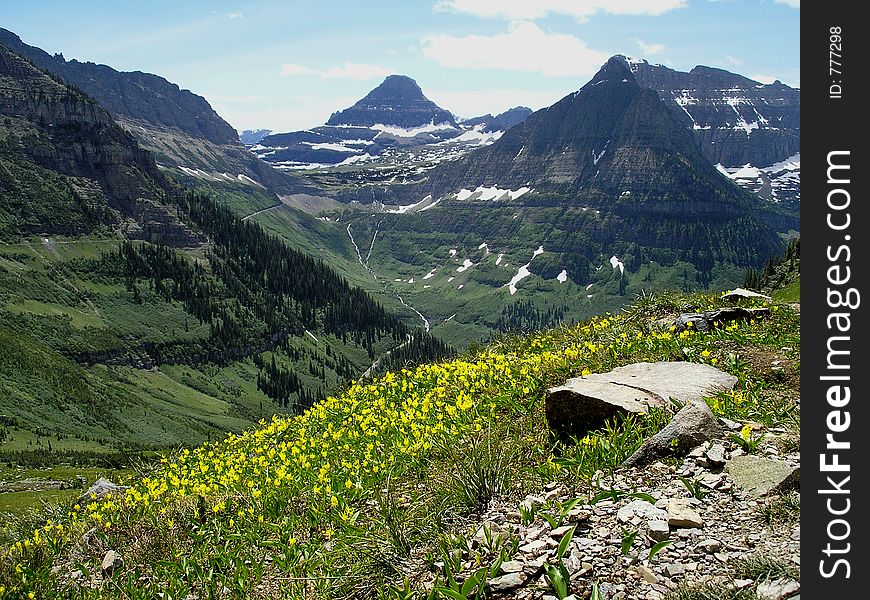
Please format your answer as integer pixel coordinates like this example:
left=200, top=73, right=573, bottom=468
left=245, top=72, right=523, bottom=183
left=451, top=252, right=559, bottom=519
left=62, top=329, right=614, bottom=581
left=0, top=291, right=800, bottom=598
left=244, top=203, right=747, bottom=348
left=0, top=236, right=383, bottom=460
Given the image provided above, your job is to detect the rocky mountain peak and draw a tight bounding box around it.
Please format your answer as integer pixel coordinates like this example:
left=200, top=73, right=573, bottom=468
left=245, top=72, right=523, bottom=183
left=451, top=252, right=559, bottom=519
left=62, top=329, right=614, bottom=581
left=590, top=55, right=639, bottom=86
left=326, top=74, right=456, bottom=128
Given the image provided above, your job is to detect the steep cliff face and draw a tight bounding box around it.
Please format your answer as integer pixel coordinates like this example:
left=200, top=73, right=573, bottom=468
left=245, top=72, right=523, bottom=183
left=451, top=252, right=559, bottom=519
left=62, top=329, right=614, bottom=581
left=0, top=44, right=199, bottom=244
left=0, top=28, right=237, bottom=146
left=622, top=56, right=800, bottom=168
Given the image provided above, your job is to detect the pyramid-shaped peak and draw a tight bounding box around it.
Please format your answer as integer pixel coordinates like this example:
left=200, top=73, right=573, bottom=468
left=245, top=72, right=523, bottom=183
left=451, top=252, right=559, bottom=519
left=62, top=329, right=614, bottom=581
left=326, top=74, right=456, bottom=128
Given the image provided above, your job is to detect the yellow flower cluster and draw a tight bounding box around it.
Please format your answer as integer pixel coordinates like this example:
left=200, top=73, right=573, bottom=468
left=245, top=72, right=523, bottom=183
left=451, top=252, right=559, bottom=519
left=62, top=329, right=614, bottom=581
left=3, top=301, right=790, bottom=596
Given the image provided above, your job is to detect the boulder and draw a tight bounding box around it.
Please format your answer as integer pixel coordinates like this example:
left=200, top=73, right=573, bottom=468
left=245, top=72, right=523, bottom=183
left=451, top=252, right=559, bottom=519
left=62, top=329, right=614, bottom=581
left=673, top=307, right=770, bottom=333
left=721, top=288, right=772, bottom=302
left=725, top=456, right=800, bottom=497
left=78, top=477, right=127, bottom=504
left=546, top=362, right=737, bottom=438
left=622, top=399, right=726, bottom=467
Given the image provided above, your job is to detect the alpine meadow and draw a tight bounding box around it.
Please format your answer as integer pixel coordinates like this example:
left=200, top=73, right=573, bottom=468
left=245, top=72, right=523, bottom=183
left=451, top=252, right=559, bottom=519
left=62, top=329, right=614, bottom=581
left=0, top=3, right=801, bottom=599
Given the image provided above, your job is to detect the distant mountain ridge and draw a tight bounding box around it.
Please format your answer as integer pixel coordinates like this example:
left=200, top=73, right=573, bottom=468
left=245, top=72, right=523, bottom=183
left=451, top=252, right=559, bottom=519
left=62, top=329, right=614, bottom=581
left=254, top=76, right=530, bottom=171
left=420, top=56, right=762, bottom=208
left=462, top=107, right=534, bottom=133
left=240, top=129, right=272, bottom=145
left=0, top=43, right=198, bottom=244
left=621, top=56, right=800, bottom=168
left=0, top=28, right=237, bottom=146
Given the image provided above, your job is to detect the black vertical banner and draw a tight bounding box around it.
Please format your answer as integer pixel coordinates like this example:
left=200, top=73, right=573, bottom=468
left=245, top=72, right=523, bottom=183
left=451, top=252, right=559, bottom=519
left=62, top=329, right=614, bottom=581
left=802, top=3, right=868, bottom=596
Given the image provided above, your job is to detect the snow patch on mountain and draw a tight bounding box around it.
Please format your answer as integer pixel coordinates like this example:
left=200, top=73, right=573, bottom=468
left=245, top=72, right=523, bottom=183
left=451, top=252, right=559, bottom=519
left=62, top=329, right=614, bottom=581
left=556, top=269, right=568, bottom=283
left=506, top=246, right=545, bottom=295
left=455, top=186, right=530, bottom=201
left=610, top=255, right=625, bottom=273
left=372, top=122, right=457, bottom=138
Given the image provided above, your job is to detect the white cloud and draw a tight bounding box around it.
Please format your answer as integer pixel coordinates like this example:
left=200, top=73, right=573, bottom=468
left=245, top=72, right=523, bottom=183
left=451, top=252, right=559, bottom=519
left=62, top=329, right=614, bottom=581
left=227, top=12, right=243, bottom=19
left=434, top=0, right=686, bottom=20
left=322, top=62, right=395, bottom=80
left=724, top=55, right=743, bottom=66
left=426, top=88, right=565, bottom=119
left=422, top=21, right=610, bottom=77
left=281, top=64, right=316, bottom=76
left=774, top=0, right=799, bottom=8
left=634, top=39, right=666, bottom=55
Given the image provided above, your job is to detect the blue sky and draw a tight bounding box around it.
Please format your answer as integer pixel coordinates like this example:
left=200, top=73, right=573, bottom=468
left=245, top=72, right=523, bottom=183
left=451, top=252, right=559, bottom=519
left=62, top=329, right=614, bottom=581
left=2, top=0, right=800, bottom=133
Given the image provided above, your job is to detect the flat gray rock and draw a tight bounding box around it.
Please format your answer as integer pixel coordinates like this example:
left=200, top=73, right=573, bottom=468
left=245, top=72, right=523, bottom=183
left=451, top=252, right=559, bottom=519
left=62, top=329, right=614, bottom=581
left=756, top=578, right=800, bottom=600
left=487, top=571, right=527, bottom=593
left=546, top=362, right=737, bottom=438
left=725, top=455, right=800, bottom=497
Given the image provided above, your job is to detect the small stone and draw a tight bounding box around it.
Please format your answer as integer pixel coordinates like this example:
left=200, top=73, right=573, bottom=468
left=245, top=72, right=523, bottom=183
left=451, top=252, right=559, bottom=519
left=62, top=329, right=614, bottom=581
left=665, top=499, right=704, bottom=528
left=566, top=507, right=592, bottom=523
left=696, top=539, right=722, bottom=553
left=720, top=417, right=742, bottom=431
left=635, top=566, right=660, bottom=584
left=79, top=478, right=126, bottom=503
left=521, top=495, right=546, bottom=510
left=524, top=555, right=547, bottom=574
left=647, top=520, right=670, bottom=542
left=101, top=550, right=124, bottom=576
left=519, top=540, right=548, bottom=555
left=549, top=525, right=575, bottom=539
left=700, top=473, right=723, bottom=489
left=756, top=578, right=800, bottom=600
left=733, top=579, right=754, bottom=589
left=617, top=500, right=668, bottom=524
left=662, top=563, right=685, bottom=577
left=500, top=560, right=524, bottom=574
left=705, top=443, right=727, bottom=465
left=487, top=572, right=528, bottom=593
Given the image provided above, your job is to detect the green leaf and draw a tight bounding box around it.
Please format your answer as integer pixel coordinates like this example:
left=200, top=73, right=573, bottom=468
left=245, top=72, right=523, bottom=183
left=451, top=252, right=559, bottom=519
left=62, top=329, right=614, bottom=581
left=648, top=539, right=672, bottom=561
left=544, top=565, right=568, bottom=599
left=432, top=586, right=469, bottom=600
left=627, top=491, right=657, bottom=504
left=590, top=580, right=601, bottom=600
left=590, top=489, right=625, bottom=504
left=556, top=525, right=576, bottom=561
left=621, top=529, right=638, bottom=556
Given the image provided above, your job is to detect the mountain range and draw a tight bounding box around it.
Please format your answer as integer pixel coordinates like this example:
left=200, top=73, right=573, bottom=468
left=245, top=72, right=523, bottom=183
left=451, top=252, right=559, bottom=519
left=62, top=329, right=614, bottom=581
left=251, top=75, right=532, bottom=171
left=0, top=27, right=301, bottom=196
left=0, top=28, right=799, bottom=452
